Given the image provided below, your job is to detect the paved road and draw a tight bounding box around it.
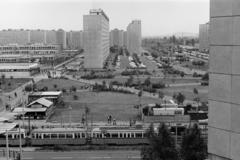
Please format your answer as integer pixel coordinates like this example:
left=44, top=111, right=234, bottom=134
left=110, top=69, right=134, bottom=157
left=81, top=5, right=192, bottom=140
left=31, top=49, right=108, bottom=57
left=22, top=150, right=141, bottom=160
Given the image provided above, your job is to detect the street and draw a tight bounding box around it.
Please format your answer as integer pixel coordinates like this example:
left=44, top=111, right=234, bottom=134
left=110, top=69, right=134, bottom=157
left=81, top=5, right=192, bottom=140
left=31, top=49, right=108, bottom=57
left=22, top=150, right=141, bottom=160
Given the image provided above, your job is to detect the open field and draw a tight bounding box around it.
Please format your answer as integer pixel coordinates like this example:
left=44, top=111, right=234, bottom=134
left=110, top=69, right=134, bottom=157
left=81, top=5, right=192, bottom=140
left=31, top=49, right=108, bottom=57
left=161, top=85, right=208, bottom=102
left=0, top=78, right=31, bottom=92
left=36, top=79, right=88, bottom=91
left=48, top=91, right=161, bottom=123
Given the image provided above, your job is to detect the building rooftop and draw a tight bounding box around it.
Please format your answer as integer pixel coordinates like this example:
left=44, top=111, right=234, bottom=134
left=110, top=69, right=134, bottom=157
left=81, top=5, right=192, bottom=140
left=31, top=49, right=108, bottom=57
left=0, top=63, right=39, bottom=70
left=0, top=122, right=17, bottom=134
left=32, top=127, right=87, bottom=133
left=30, top=91, right=62, bottom=96
left=28, top=98, right=53, bottom=108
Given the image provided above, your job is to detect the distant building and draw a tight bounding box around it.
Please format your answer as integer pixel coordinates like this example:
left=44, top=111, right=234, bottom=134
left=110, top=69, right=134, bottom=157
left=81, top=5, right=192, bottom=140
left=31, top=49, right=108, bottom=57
left=83, top=9, right=110, bottom=68
left=56, top=29, right=67, bottom=50
left=127, top=20, right=142, bottom=55
left=67, top=31, right=83, bottom=50
left=13, top=97, right=54, bottom=119
left=110, top=29, right=124, bottom=47
left=123, top=31, right=128, bottom=47
left=28, top=91, right=63, bottom=105
left=46, top=30, right=57, bottom=44
left=199, top=23, right=209, bottom=52
left=0, top=63, right=40, bottom=78
left=0, top=44, right=61, bottom=64
left=30, top=30, right=46, bottom=44
left=0, top=29, right=30, bottom=45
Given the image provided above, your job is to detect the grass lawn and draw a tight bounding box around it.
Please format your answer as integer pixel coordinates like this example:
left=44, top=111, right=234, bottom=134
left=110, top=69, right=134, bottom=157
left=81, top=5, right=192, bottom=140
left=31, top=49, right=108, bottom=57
left=94, top=76, right=201, bottom=85
left=161, top=85, right=208, bottom=102
left=48, top=91, right=161, bottom=123
left=0, top=78, right=32, bottom=92
left=36, top=79, right=88, bottom=91
left=180, top=61, right=209, bottom=71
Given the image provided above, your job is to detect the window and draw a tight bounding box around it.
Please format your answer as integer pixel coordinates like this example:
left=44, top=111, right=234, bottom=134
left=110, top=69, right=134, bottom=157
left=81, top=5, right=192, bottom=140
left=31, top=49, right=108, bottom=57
left=81, top=133, right=85, bottom=138
left=43, top=133, right=50, bottom=138
left=136, top=133, right=142, bottom=138
left=59, top=134, right=65, bottom=138
left=51, top=134, right=58, bottom=138
left=111, top=133, right=118, bottom=138
left=66, top=134, right=72, bottom=138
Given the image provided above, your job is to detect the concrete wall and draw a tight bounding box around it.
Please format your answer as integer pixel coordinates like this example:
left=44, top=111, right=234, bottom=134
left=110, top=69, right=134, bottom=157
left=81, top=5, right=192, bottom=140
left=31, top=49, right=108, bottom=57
left=209, top=0, right=240, bottom=160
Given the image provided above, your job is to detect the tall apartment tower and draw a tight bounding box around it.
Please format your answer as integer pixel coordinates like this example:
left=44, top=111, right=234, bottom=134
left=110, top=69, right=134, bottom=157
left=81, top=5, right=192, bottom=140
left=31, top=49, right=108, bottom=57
left=29, top=30, right=46, bottom=44
left=110, top=29, right=124, bottom=47
left=126, top=20, right=141, bottom=55
left=199, top=22, right=209, bottom=52
left=56, top=29, right=67, bottom=50
left=208, top=0, right=240, bottom=160
left=83, top=9, right=110, bottom=69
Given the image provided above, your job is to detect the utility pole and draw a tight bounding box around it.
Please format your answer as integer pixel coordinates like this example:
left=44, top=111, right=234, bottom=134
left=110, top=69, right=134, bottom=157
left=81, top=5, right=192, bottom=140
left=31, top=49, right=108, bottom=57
left=6, top=130, right=9, bottom=160
left=19, top=125, right=22, bottom=160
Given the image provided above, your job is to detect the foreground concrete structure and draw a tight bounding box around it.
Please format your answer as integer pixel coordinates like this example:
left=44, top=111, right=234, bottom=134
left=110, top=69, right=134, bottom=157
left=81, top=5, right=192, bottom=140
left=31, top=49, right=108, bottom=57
left=208, top=0, right=240, bottom=159
left=83, top=9, right=110, bottom=69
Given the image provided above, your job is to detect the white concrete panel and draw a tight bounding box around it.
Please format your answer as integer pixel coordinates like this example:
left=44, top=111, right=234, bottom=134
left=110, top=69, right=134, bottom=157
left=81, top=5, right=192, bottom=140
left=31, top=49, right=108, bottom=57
left=209, top=73, right=232, bottom=103
left=210, top=17, right=233, bottom=45
left=208, top=127, right=231, bottom=158
left=210, top=46, right=232, bottom=74
left=209, top=100, right=231, bottom=130
left=210, top=0, right=233, bottom=17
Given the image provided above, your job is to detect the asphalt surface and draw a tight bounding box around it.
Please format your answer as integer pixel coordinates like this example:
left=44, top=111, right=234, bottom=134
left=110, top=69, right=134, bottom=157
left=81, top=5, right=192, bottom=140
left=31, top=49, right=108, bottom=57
left=22, top=150, right=141, bottom=160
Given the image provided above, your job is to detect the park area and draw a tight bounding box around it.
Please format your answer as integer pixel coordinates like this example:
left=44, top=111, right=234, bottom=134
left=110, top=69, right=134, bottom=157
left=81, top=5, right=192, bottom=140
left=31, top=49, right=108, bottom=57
left=47, top=91, right=161, bottom=123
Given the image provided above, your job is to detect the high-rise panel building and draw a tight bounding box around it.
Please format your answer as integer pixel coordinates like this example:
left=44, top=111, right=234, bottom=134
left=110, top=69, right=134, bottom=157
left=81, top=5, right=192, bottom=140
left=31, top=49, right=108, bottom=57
left=56, top=29, right=67, bottom=50
left=0, top=29, right=30, bottom=45
left=123, top=31, right=127, bottom=47
left=208, top=0, right=240, bottom=160
left=67, top=31, right=83, bottom=50
left=83, top=9, right=109, bottom=68
left=126, top=20, right=141, bottom=55
left=199, top=23, right=209, bottom=52
left=30, top=30, right=46, bottom=44
left=110, top=29, right=124, bottom=47
left=46, top=30, right=57, bottom=44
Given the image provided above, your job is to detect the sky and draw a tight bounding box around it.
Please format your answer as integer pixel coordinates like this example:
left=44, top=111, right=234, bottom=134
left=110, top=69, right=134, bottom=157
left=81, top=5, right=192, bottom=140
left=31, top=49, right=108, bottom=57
left=0, top=0, right=209, bottom=37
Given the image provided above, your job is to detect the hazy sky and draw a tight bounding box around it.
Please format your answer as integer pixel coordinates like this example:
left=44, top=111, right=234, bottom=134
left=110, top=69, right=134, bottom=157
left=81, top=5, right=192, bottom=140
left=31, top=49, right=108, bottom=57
left=0, top=0, right=209, bottom=37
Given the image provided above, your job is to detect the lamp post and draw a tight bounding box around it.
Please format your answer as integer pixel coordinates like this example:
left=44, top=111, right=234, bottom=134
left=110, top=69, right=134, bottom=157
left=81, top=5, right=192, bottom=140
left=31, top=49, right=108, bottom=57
left=19, top=124, right=22, bottom=160
left=68, top=105, right=72, bottom=127
left=5, top=130, right=9, bottom=160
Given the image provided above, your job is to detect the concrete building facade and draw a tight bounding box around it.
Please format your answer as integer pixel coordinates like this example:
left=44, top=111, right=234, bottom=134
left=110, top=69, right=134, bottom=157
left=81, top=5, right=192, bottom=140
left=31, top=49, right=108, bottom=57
left=123, top=31, right=128, bottom=47
left=83, top=9, right=109, bottom=68
left=30, top=30, right=46, bottom=44
left=0, top=29, right=30, bottom=45
left=46, top=30, right=57, bottom=44
left=56, top=29, right=67, bottom=50
left=110, top=29, right=124, bottom=47
left=199, top=23, right=209, bottom=52
left=67, top=31, right=83, bottom=50
left=208, top=0, right=240, bottom=160
left=126, top=20, right=141, bottom=55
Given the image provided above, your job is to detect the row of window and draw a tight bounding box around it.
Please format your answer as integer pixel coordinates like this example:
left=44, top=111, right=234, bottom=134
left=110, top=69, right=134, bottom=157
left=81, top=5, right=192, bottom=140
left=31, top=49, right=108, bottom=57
left=33, top=132, right=86, bottom=139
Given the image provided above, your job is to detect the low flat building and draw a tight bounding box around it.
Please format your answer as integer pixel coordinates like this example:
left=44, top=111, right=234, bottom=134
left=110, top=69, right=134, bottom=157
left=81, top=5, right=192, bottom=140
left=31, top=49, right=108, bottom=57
left=0, top=63, right=40, bottom=78
left=13, top=98, right=54, bottom=119
left=28, top=91, right=62, bottom=104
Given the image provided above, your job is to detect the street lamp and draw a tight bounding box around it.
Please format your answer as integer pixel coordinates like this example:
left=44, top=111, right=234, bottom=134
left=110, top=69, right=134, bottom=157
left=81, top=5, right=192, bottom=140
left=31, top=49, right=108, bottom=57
left=68, top=105, right=72, bottom=127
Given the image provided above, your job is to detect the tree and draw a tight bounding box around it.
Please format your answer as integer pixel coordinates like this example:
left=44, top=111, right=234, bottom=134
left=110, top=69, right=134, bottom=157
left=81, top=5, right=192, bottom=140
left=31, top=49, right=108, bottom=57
left=73, top=95, right=78, bottom=100
left=180, top=72, right=185, bottom=78
left=126, top=75, right=134, bottom=86
left=201, top=73, right=209, bottom=81
left=141, top=123, right=179, bottom=160
left=181, top=124, right=207, bottom=160
left=144, top=77, right=151, bottom=87
left=1, top=74, right=5, bottom=84
left=193, top=88, right=198, bottom=95
left=174, top=92, right=185, bottom=105
left=158, top=91, right=164, bottom=99
left=53, top=84, right=58, bottom=89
